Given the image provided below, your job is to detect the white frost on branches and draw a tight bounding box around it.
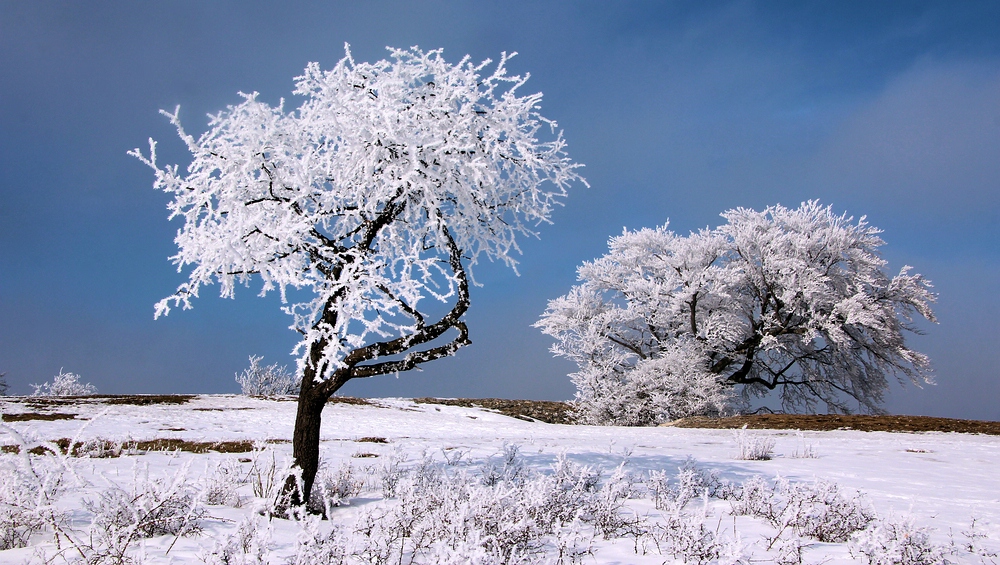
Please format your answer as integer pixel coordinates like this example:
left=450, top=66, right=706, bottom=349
left=236, top=355, right=300, bottom=396
left=132, top=46, right=583, bottom=383
left=31, top=369, right=97, bottom=397
left=537, top=201, right=936, bottom=424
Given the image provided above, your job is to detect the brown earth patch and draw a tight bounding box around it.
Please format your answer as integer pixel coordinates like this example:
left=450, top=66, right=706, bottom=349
left=2, top=412, right=77, bottom=422
left=664, top=414, right=1000, bottom=435
left=18, top=394, right=195, bottom=407
left=1, top=437, right=289, bottom=456
left=102, top=395, right=196, bottom=405
left=413, top=398, right=574, bottom=425
left=328, top=396, right=372, bottom=406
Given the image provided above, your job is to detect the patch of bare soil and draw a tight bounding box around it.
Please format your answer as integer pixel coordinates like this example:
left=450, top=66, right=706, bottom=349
left=413, top=398, right=574, bottom=425
left=20, top=394, right=195, bottom=407
left=102, top=395, right=196, bottom=405
left=664, top=414, right=1000, bottom=435
left=328, top=396, right=373, bottom=406
left=2, top=438, right=290, bottom=456
left=2, top=412, right=77, bottom=422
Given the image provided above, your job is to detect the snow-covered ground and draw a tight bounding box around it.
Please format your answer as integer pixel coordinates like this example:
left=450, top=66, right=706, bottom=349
left=2, top=395, right=998, bottom=564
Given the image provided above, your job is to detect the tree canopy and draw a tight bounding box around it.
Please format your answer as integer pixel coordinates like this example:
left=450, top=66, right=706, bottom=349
left=537, top=201, right=936, bottom=425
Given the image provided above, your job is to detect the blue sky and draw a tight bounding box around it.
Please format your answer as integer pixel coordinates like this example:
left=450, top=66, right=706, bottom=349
left=1, top=2, right=997, bottom=419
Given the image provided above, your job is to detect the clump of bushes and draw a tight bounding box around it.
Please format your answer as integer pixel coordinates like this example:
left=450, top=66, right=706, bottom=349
left=235, top=355, right=300, bottom=396
left=31, top=369, right=97, bottom=396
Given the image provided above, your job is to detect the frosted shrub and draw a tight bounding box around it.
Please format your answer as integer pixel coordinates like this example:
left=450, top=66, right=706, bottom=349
left=952, top=517, right=999, bottom=563
left=203, top=459, right=245, bottom=507
left=290, top=516, right=350, bottom=565
left=650, top=507, right=729, bottom=565
left=31, top=369, right=97, bottom=396
left=481, top=443, right=528, bottom=487
left=200, top=515, right=272, bottom=565
left=789, top=431, right=818, bottom=459
left=346, top=448, right=632, bottom=564
left=0, top=423, right=75, bottom=550
left=649, top=459, right=722, bottom=513
left=0, top=461, right=50, bottom=549
left=850, top=515, right=948, bottom=565
left=235, top=355, right=300, bottom=396
left=82, top=461, right=205, bottom=563
left=722, top=475, right=875, bottom=545
left=0, top=370, right=8, bottom=395
left=589, top=463, right=637, bottom=538
left=378, top=449, right=406, bottom=499
left=732, top=425, right=775, bottom=460
left=307, top=461, right=364, bottom=516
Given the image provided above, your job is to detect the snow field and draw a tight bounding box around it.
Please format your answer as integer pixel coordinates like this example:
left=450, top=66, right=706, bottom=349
left=1, top=395, right=998, bottom=564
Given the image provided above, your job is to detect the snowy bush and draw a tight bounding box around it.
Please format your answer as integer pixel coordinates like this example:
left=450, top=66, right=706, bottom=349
left=850, top=515, right=948, bottom=565
left=0, top=423, right=76, bottom=551
left=31, top=369, right=97, bottom=396
left=952, top=517, right=999, bottom=564
left=203, top=459, right=245, bottom=507
left=199, top=515, right=272, bottom=565
left=648, top=505, right=747, bottom=565
left=235, top=355, right=300, bottom=396
left=342, top=447, right=636, bottom=564
left=307, top=461, right=364, bottom=516
left=732, top=425, right=775, bottom=461
left=722, top=475, right=875, bottom=545
left=81, top=461, right=205, bottom=563
left=0, top=460, right=51, bottom=550
left=0, top=370, right=8, bottom=395
left=289, top=516, right=350, bottom=565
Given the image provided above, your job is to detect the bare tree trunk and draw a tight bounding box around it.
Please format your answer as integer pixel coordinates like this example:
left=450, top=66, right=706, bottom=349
left=286, top=380, right=327, bottom=508
left=283, top=341, right=338, bottom=511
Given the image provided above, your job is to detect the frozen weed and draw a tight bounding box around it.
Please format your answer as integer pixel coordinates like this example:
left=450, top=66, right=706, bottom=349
left=789, top=431, right=818, bottom=459
left=289, top=515, right=350, bottom=565
left=732, top=425, right=775, bottom=461
left=441, top=447, right=467, bottom=466
left=850, top=514, right=948, bottom=565
left=377, top=449, right=406, bottom=499
left=81, top=460, right=205, bottom=563
left=346, top=448, right=632, bottom=564
left=0, top=422, right=79, bottom=551
left=951, top=517, right=999, bottom=564
left=589, top=462, right=636, bottom=538
left=722, top=475, right=874, bottom=545
left=648, top=499, right=749, bottom=565
left=481, top=443, right=528, bottom=486
left=308, top=461, right=364, bottom=516
left=203, top=459, right=245, bottom=507
left=245, top=442, right=297, bottom=514
left=199, top=515, right=272, bottom=565
left=649, top=458, right=722, bottom=513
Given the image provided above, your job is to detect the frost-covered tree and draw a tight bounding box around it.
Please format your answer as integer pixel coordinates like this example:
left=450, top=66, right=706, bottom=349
left=537, top=201, right=936, bottom=424
left=132, top=46, right=583, bottom=503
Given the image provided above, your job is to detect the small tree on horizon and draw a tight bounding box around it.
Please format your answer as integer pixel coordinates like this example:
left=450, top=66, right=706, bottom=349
left=537, top=201, right=936, bottom=424
left=133, top=45, right=584, bottom=505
